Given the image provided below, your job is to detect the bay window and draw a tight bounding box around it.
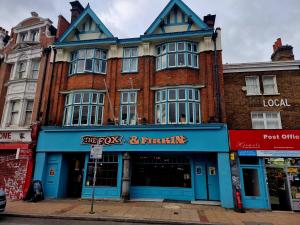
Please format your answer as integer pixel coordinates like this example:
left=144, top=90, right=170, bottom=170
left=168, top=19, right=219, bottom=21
left=156, top=41, right=198, bottom=71
left=63, top=91, right=105, bottom=126
left=69, top=49, right=107, bottom=75
left=155, top=88, right=201, bottom=124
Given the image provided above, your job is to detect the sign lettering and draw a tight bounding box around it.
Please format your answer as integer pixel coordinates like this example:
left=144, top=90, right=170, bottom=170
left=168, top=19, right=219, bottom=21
left=0, top=132, right=12, bottom=139
left=82, top=136, right=122, bottom=145
left=263, top=98, right=291, bottom=107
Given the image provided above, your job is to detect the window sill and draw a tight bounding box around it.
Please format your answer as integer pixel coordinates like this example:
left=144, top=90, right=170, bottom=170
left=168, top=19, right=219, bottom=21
left=121, top=71, right=139, bottom=75
left=246, top=93, right=262, bottom=96
left=263, top=93, right=280, bottom=96
left=68, top=72, right=106, bottom=77
left=156, top=67, right=199, bottom=72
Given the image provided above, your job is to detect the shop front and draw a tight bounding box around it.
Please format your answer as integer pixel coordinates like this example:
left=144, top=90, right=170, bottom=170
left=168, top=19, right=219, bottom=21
left=34, top=124, right=234, bottom=208
left=229, top=130, right=300, bottom=211
left=0, top=129, right=35, bottom=199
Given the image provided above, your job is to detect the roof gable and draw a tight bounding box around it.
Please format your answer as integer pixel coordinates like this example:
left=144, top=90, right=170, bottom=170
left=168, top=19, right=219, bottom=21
left=145, top=0, right=209, bottom=35
left=58, top=5, right=113, bottom=43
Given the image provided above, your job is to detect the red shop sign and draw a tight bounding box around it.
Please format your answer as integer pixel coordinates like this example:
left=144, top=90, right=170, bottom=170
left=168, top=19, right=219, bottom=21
left=229, top=130, right=300, bottom=151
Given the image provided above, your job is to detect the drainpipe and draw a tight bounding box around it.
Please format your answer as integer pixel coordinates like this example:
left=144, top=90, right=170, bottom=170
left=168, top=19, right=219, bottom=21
left=212, top=28, right=221, bottom=123
left=35, top=47, right=51, bottom=122
left=45, top=47, right=57, bottom=125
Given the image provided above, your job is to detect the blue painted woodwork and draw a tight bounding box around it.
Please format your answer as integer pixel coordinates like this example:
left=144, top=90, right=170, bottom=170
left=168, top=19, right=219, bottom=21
left=239, top=158, right=269, bottom=209
left=44, top=154, right=62, bottom=198
left=207, top=160, right=220, bottom=201
left=34, top=153, right=47, bottom=182
left=194, top=159, right=207, bottom=200
left=36, top=124, right=229, bottom=153
left=217, top=153, right=234, bottom=208
left=58, top=5, right=113, bottom=43
left=145, top=0, right=209, bottom=35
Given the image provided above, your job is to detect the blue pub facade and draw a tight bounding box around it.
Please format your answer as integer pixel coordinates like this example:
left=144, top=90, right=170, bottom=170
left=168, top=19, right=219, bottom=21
left=33, top=0, right=234, bottom=208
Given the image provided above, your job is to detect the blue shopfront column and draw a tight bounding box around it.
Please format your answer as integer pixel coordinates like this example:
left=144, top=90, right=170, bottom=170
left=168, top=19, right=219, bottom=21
left=218, top=152, right=234, bottom=208
left=34, top=152, right=47, bottom=181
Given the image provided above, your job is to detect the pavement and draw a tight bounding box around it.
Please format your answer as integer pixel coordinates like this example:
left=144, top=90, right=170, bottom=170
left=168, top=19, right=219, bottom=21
left=3, top=199, right=300, bottom=225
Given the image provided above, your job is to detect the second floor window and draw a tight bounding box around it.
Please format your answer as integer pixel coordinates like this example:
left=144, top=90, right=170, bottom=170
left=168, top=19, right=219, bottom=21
left=156, top=41, right=198, bottom=71
left=122, top=47, right=138, bottom=73
left=120, top=91, right=137, bottom=125
left=10, top=100, right=20, bottom=126
left=63, top=92, right=105, bottom=126
left=262, top=75, right=278, bottom=95
left=155, top=88, right=201, bottom=125
left=17, top=62, right=27, bottom=79
left=24, top=100, right=33, bottom=126
left=69, top=49, right=107, bottom=75
left=245, top=76, right=260, bottom=95
left=31, top=60, right=40, bottom=79
left=251, top=112, right=282, bottom=129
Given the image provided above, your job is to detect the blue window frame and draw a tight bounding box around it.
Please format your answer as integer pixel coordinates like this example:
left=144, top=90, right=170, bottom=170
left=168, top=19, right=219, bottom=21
left=69, top=49, right=107, bottom=75
left=120, top=91, right=137, bottom=125
left=122, top=47, right=138, bottom=73
left=155, top=88, right=201, bottom=124
left=156, top=41, right=198, bottom=71
left=63, top=91, right=105, bottom=126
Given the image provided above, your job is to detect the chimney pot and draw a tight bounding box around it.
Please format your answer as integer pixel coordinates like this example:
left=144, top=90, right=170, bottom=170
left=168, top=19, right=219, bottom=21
left=271, top=38, right=294, bottom=61
left=70, top=1, right=84, bottom=23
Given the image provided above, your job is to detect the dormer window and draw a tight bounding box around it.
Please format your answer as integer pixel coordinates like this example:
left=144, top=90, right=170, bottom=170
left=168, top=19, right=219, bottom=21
left=69, top=49, right=107, bottom=75
left=156, top=41, right=198, bottom=71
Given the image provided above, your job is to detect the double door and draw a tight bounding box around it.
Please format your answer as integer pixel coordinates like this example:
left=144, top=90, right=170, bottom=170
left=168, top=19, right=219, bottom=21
left=194, top=157, right=220, bottom=201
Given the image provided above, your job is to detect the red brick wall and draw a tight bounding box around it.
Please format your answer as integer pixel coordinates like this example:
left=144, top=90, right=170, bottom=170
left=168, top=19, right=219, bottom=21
left=44, top=50, right=224, bottom=126
left=224, top=69, right=300, bottom=129
left=0, top=63, right=11, bottom=121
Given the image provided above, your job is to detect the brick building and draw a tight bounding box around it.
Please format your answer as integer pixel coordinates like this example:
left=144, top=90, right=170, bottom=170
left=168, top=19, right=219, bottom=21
left=33, top=0, right=234, bottom=208
left=0, top=12, right=57, bottom=199
left=224, top=39, right=300, bottom=211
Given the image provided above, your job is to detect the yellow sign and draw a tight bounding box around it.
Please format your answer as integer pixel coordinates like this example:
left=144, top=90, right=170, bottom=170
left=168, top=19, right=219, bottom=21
left=288, top=167, right=298, bottom=173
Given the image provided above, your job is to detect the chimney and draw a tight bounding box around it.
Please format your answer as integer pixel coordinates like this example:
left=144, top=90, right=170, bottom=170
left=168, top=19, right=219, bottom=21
left=204, top=14, right=216, bottom=28
left=70, top=1, right=84, bottom=23
left=271, top=38, right=295, bottom=61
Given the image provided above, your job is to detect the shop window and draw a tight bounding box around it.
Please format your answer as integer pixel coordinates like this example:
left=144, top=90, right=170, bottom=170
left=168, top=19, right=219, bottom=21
left=16, top=62, right=27, bottom=79
left=10, top=100, right=20, bottom=126
left=156, top=41, right=198, bottom=71
left=242, top=168, right=260, bottom=196
left=31, top=60, right=40, bottom=79
left=85, top=154, right=118, bottom=187
left=69, top=49, right=107, bottom=75
left=245, top=76, right=261, bottom=95
left=120, top=91, right=137, bottom=125
left=122, top=47, right=138, bottom=73
left=262, top=75, right=279, bottom=95
left=63, top=91, right=105, bottom=126
left=155, top=88, right=200, bottom=124
left=24, top=100, right=33, bottom=126
left=251, top=112, right=282, bottom=129
left=131, top=155, right=191, bottom=188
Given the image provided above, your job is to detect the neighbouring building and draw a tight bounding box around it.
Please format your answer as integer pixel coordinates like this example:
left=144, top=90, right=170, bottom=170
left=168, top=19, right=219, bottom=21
left=33, top=0, right=234, bottom=208
left=0, top=12, right=57, bottom=199
left=224, top=38, right=300, bottom=211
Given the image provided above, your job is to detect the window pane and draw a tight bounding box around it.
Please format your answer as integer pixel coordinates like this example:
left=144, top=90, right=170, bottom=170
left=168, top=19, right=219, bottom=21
left=168, top=53, right=176, bottom=67
left=161, top=90, right=166, bottom=101
left=263, top=76, right=276, bottom=94
left=156, top=57, right=161, bottom=70
left=161, top=103, right=166, bottom=124
left=92, top=93, right=97, bottom=103
left=131, top=48, right=138, bottom=57
left=101, top=51, right=107, bottom=60
left=177, top=42, right=185, bottom=51
left=130, top=92, right=136, bottom=103
left=188, top=89, right=193, bottom=100
left=122, top=58, right=130, bottom=72
left=195, top=90, right=200, bottom=101
left=187, top=53, right=192, bottom=66
left=85, top=59, right=93, bottom=71
left=81, top=106, right=89, bottom=125
left=193, top=54, right=198, bottom=67
left=72, top=106, right=80, bottom=125
left=130, top=58, right=138, bottom=71
left=90, top=106, right=96, bottom=125
left=189, top=103, right=194, bottom=123
left=246, top=77, right=260, bottom=95
left=242, top=168, right=260, bottom=197
left=178, top=89, right=186, bottom=100
left=97, top=106, right=103, bottom=125
left=193, top=44, right=197, bottom=52
left=187, top=43, right=192, bottom=51
left=252, top=121, right=265, bottom=129
left=168, top=102, right=176, bottom=123
left=74, top=93, right=81, bottom=103
left=178, top=53, right=185, bottom=66
left=179, top=102, right=186, bottom=123
left=156, top=91, right=161, bottom=103
left=121, top=105, right=128, bottom=125
left=195, top=103, right=200, bottom=123
left=101, top=60, right=106, bottom=73
left=129, top=105, right=136, bottom=125
left=168, top=90, right=176, bottom=100
left=95, top=49, right=101, bottom=58
left=77, top=60, right=85, bottom=73
left=86, top=49, right=94, bottom=58
left=94, top=59, right=100, bottom=73
left=82, top=93, right=90, bottom=103
left=168, top=43, right=176, bottom=52
left=162, top=55, right=167, bottom=69
left=156, top=104, right=161, bottom=124
left=64, top=106, right=72, bottom=125
left=98, top=93, right=104, bottom=104
left=122, top=92, right=128, bottom=103
left=78, top=50, right=85, bottom=58
left=162, top=45, right=166, bottom=54
left=124, top=48, right=131, bottom=57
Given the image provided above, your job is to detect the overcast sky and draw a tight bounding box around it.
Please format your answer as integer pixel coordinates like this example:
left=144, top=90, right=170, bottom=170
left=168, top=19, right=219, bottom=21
left=0, top=0, right=299, bottom=63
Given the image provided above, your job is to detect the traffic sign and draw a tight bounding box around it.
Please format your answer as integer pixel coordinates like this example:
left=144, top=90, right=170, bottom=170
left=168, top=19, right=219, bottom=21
left=90, top=145, right=103, bottom=159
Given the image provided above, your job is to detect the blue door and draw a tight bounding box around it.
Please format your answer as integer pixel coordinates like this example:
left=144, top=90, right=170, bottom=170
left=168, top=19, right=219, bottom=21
left=240, top=165, right=268, bottom=209
left=194, top=160, right=207, bottom=200
left=207, top=161, right=220, bottom=201
left=45, top=162, right=59, bottom=198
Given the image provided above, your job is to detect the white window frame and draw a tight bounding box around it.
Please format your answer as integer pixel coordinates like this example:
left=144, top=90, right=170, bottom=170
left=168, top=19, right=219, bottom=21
left=122, top=47, right=138, bottom=73
left=262, top=75, right=279, bottom=95
left=24, top=100, right=34, bottom=126
left=9, top=100, right=21, bottom=126
left=120, top=91, right=137, bottom=125
left=251, top=112, right=282, bottom=129
left=245, top=76, right=261, bottom=96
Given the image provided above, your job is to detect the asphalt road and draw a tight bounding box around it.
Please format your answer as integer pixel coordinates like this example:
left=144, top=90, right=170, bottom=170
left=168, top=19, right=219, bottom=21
left=0, top=216, right=154, bottom=225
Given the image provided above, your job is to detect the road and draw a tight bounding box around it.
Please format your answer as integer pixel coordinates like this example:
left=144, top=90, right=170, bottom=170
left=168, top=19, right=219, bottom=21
left=0, top=216, right=155, bottom=225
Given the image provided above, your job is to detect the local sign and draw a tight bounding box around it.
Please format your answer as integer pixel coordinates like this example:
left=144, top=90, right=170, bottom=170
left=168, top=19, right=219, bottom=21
left=229, top=130, right=300, bottom=151
left=82, top=135, right=188, bottom=146
left=263, top=98, right=291, bottom=107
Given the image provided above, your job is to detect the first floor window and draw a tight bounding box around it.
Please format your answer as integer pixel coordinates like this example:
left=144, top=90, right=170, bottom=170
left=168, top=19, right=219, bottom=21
left=85, top=154, right=119, bottom=187
left=122, top=47, right=138, bottom=73
left=24, top=100, right=33, bottom=125
left=120, top=91, right=137, bottom=125
left=245, top=76, right=260, bottom=95
left=131, top=155, right=191, bottom=188
left=10, top=100, right=20, bottom=126
left=156, top=88, right=201, bottom=125
left=63, top=91, right=105, bottom=126
left=251, top=112, right=282, bottom=129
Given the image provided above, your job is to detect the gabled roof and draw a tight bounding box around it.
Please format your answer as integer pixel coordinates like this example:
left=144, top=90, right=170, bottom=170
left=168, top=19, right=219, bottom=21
left=145, top=0, right=209, bottom=35
left=58, top=4, right=113, bottom=42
